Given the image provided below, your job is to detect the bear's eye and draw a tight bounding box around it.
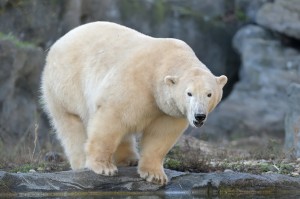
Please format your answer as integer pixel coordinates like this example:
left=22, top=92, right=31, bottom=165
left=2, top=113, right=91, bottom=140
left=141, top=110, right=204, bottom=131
left=207, top=93, right=212, bottom=97
left=187, top=92, right=192, bottom=97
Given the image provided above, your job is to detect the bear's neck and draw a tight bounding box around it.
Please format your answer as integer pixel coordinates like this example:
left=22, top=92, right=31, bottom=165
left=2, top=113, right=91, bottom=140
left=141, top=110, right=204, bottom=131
left=154, top=84, right=185, bottom=118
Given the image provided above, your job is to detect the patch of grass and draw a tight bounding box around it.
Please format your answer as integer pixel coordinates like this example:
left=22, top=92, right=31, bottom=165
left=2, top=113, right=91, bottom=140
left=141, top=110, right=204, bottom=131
left=9, top=163, right=37, bottom=173
left=164, top=158, right=181, bottom=169
left=164, top=136, right=299, bottom=176
left=0, top=118, right=66, bottom=173
left=249, top=138, right=283, bottom=160
left=278, top=163, right=294, bottom=174
left=0, top=32, right=34, bottom=48
left=165, top=145, right=220, bottom=173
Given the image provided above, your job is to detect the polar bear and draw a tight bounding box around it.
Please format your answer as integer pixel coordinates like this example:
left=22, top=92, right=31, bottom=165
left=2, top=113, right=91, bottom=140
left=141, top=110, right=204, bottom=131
left=41, top=22, right=227, bottom=184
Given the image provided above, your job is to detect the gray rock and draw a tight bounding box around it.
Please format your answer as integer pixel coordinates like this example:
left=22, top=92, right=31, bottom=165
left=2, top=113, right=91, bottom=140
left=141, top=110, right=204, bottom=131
left=1, top=168, right=300, bottom=197
left=61, top=0, right=82, bottom=34
left=0, top=37, right=50, bottom=150
left=285, top=83, right=300, bottom=158
left=235, top=0, right=269, bottom=22
left=196, top=25, right=300, bottom=139
left=256, top=0, right=300, bottom=40
left=0, top=0, right=82, bottom=48
left=0, top=0, right=63, bottom=47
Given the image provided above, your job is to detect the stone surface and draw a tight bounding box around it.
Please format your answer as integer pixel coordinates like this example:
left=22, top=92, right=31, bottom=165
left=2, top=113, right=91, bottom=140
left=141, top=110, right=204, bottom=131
left=1, top=167, right=300, bottom=197
left=235, top=0, right=269, bottom=22
left=256, top=0, right=300, bottom=40
left=0, top=37, right=50, bottom=151
left=194, top=25, right=300, bottom=139
left=285, top=83, right=300, bottom=158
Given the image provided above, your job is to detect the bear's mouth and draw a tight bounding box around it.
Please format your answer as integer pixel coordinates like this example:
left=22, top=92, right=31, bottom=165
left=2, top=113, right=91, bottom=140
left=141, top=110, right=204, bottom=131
left=193, top=120, right=204, bottom=128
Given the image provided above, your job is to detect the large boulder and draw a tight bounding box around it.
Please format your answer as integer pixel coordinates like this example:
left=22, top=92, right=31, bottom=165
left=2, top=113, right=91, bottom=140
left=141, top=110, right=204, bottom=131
left=256, top=0, right=300, bottom=40
left=195, top=25, right=300, bottom=140
left=285, top=83, right=300, bottom=158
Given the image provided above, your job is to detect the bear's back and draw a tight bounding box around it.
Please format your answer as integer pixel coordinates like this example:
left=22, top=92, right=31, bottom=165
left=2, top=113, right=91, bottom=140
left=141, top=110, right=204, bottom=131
left=49, top=22, right=150, bottom=60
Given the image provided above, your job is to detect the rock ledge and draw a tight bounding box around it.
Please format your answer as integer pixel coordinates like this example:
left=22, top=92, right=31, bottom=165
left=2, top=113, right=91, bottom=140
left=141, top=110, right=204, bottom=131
left=1, top=167, right=300, bottom=197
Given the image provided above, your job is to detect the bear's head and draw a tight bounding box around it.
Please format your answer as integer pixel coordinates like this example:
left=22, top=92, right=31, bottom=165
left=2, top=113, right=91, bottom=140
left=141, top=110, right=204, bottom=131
left=164, top=67, right=227, bottom=128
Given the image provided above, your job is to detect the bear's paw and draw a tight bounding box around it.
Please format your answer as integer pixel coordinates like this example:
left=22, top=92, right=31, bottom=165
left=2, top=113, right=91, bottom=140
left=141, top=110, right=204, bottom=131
left=138, top=167, right=168, bottom=185
left=86, top=159, right=118, bottom=176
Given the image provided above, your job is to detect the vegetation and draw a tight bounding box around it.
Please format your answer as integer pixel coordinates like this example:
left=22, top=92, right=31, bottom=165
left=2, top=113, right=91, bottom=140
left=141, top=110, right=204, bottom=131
left=164, top=136, right=300, bottom=176
left=0, top=126, right=299, bottom=177
left=0, top=32, right=34, bottom=48
left=0, top=132, right=300, bottom=176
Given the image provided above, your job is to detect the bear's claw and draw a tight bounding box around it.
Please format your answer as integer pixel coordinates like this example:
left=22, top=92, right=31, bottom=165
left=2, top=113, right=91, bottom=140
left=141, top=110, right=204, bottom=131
left=138, top=169, right=168, bottom=185
left=86, top=159, right=118, bottom=176
left=116, top=158, right=139, bottom=167
left=96, top=164, right=118, bottom=176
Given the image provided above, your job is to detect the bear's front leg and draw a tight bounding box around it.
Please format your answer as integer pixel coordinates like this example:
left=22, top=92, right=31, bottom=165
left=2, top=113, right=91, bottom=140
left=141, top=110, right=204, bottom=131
left=85, top=109, right=126, bottom=176
left=138, top=116, right=188, bottom=184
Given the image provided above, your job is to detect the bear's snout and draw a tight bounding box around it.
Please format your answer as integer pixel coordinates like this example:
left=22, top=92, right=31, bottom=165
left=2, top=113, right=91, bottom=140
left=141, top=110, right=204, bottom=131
left=195, top=113, right=206, bottom=122
left=193, top=113, right=206, bottom=127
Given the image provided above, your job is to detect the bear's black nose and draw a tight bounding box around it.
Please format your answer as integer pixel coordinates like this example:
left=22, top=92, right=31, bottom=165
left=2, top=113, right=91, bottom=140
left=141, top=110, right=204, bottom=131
left=195, top=114, right=206, bottom=122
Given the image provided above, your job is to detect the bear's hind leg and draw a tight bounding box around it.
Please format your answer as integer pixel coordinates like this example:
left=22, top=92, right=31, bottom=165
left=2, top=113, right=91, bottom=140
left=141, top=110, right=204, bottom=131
left=114, top=134, right=139, bottom=166
left=85, top=109, right=126, bottom=176
left=48, top=107, right=86, bottom=170
left=138, top=116, right=188, bottom=185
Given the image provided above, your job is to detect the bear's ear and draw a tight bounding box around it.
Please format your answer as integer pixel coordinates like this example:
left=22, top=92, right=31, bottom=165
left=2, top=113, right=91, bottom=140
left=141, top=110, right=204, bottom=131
left=216, top=75, right=228, bottom=88
left=164, top=76, right=178, bottom=86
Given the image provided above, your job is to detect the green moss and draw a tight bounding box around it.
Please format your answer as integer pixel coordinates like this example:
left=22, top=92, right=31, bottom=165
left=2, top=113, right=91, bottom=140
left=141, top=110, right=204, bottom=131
left=235, top=9, right=247, bottom=22
left=258, top=163, right=272, bottom=172
left=9, top=162, right=47, bottom=173
left=0, top=32, right=34, bottom=48
left=278, top=163, right=294, bottom=174
left=152, top=0, right=167, bottom=24
left=9, top=164, right=34, bottom=173
left=164, top=158, right=181, bottom=169
left=177, top=7, right=202, bottom=19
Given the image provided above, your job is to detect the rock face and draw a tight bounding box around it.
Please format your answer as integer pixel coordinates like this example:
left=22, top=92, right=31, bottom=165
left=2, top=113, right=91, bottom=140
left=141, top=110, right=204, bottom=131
left=235, top=0, right=269, bottom=22
left=0, top=0, right=82, bottom=48
left=256, top=0, right=300, bottom=40
left=0, top=37, right=50, bottom=151
left=285, top=84, right=300, bottom=158
left=1, top=168, right=300, bottom=197
left=195, top=25, right=300, bottom=139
